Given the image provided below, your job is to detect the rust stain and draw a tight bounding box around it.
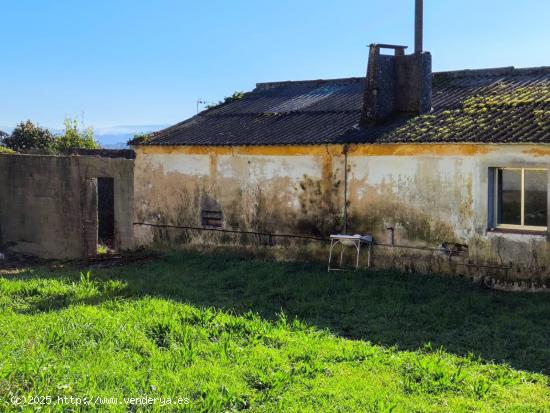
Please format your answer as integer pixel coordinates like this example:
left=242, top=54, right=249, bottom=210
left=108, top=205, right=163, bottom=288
left=348, top=144, right=494, bottom=157
left=209, top=154, right=218, bottom=181
left=522, top=147, right=550, bottom=157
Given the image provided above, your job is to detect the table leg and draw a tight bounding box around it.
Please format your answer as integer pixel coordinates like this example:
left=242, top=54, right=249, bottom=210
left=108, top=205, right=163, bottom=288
left=356, top=241, right=361, bottom=271
left=328, top=239, right=334, bottom=271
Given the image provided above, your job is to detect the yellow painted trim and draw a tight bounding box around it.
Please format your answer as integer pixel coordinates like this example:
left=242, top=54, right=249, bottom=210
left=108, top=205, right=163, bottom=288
left=133, top=143, right=550, bottom=158
left=134, top=145, right=344, bottom=157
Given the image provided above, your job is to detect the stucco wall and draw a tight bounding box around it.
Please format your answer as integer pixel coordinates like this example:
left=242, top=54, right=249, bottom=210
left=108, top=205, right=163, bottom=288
left=133, top=144, right=550, bottom=284
left=0, top=153, right=134, bottom=259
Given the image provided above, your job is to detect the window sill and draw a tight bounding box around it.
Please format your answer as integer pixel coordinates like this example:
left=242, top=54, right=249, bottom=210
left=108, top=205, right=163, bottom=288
left=488, top=227, right=548, bottom=236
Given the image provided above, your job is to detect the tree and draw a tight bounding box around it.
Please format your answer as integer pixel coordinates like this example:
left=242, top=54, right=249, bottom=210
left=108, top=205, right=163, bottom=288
left=0, top=130, right=9, bottom=149
left=54, top=117, right=99, bottom=151
left=3, top=121, right=55, bottom=151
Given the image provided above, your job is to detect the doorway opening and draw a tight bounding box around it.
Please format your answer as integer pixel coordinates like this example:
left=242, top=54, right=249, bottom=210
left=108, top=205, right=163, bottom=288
left=97, top=177, right=115, bottom=253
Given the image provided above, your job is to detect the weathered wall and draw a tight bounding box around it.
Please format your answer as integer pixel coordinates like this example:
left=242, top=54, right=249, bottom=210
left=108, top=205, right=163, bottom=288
left=0, top=154, right=134, bottom=259
left=133, top=144, right=550, bottom=285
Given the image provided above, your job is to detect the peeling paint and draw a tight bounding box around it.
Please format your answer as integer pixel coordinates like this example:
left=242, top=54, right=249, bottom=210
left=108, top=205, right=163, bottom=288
left=133, top=143, right=550, bottom=283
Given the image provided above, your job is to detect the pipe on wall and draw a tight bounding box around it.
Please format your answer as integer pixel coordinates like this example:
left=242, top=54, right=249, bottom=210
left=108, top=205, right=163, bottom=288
left=343, top=145, right=349, bottom=234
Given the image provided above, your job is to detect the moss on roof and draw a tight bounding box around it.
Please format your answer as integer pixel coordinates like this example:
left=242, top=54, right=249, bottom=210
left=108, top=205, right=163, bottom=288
left=377, top=70, right=550, bottom=143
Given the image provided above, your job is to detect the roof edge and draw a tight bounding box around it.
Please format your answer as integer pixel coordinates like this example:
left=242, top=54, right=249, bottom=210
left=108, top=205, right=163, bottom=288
left=254, top=66, right=550, bottom=89
left=255, top=77, right=364, bottom=91
left=434, top=65, right=550, bottom=79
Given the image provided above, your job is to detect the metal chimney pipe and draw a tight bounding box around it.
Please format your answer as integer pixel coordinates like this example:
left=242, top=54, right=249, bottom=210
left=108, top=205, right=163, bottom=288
left=415, top=0, right=423, bottom=53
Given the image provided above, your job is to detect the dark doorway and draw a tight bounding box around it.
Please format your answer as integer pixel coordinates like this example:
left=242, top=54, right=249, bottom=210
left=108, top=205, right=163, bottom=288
left=97, top=177, right=115, bottom=250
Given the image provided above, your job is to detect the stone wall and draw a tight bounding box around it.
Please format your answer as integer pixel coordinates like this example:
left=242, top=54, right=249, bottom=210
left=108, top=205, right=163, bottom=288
left=0, top=153, right=134, bottom=259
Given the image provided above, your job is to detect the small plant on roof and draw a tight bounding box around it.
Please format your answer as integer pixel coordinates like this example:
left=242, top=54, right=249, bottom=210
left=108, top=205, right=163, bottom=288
left=127, top=133, right=151, bottom=146
left=206, top=91, right=245, bottom=109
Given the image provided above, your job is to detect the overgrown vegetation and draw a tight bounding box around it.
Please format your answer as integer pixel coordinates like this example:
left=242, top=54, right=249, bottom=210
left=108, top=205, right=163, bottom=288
left=1, top=118, right=99, bottom=153
left=0, top=251, right=548, bottom=411
left=384, top=83, right=550, bottom=143
left=54, top=118, right=98, bottom=151
left=127, top=133, right=151, bottom=146
left=206, top=91, right=245, bottom=110
left=0, top=146, right=15, bottom=154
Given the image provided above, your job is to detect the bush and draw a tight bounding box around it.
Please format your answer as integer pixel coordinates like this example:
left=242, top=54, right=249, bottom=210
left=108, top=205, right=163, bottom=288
left=4, top=118, right=100, bottom=153
left=127, top=133, right=151, bottom=146
left=3, top=121, right=55, bottom=151
left=54, top=117, right=99, bottom=151
left=0, top=146, right=15, bottom=154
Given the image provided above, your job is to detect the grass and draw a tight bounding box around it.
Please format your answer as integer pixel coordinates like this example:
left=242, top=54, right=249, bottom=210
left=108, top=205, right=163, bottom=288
left=0, top=146, right=15, bottom=154
left=0, top=250, right=549, bottom=412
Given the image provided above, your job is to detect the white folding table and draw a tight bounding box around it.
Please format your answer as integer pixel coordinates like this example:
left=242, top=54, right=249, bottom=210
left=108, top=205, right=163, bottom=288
left=328, top=234, right=373, bottom=272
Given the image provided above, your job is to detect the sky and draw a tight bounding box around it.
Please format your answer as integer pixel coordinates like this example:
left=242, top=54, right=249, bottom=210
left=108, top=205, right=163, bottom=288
left=2, top=0, right=550, bottom=131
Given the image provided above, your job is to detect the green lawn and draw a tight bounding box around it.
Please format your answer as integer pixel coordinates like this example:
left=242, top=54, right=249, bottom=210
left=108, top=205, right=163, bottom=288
left=0, top=251, right=549, bottom=412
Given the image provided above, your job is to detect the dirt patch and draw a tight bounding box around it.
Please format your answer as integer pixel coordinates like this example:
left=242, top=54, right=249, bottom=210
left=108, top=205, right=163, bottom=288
left=0, top=250, right=160, bottom=274
left=0, top=251, right=47, bottom=274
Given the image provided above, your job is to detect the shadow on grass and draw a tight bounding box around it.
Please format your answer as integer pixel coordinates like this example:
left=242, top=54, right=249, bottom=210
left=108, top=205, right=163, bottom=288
left=4, top=251, right=550, bottom=374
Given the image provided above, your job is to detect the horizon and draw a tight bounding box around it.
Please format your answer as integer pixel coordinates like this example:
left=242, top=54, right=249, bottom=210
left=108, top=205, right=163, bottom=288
left=2, top=0, right=550, bottom=131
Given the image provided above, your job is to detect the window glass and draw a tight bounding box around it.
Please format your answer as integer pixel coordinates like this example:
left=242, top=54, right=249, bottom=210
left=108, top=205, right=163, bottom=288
left=497, top=169, right=521, bottom=225
left=524, top=170, right=547, bottom=227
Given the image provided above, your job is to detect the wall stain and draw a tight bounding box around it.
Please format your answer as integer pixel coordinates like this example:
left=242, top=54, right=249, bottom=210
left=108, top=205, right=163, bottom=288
left=133, top=147, right=550, bottom=283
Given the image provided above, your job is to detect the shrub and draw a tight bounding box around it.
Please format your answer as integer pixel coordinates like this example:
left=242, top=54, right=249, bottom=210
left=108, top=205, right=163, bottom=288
left=0, top=146, right=15, bottom=154
left=127, top=133, right=151, bottom=146
left=54, top=117, right=99, bottom=151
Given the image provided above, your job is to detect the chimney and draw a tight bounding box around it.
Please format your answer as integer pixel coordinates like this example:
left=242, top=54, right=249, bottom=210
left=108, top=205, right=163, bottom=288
left=361, top=0, right=432, bottom=125
left=415, top=0, right=423, bottom=54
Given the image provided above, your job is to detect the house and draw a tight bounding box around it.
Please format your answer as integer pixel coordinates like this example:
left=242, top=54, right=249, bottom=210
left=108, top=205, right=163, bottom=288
left=2, top=3, right=548, bottom=289
left=131, top=40, right=550, bottom=288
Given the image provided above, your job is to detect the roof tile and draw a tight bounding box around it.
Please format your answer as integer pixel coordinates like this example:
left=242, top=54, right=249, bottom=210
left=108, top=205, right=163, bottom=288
left=143, top=67, right=550, bottom=146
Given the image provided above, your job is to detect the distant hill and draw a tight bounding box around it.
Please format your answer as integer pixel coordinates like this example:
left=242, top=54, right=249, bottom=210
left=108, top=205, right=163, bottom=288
left=95, top=125, right=168, bottom=148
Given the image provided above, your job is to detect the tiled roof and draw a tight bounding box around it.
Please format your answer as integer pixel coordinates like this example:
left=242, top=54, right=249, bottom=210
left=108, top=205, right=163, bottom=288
left=143, top=66, right=550, bottom=146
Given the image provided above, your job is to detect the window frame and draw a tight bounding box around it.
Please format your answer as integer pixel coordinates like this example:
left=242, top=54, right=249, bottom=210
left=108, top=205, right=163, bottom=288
left=492, top=167, right=548, bottom=232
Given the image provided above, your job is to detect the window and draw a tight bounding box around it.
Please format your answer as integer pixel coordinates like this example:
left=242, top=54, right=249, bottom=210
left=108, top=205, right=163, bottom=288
left=490, top=167, right=548, bottom=231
